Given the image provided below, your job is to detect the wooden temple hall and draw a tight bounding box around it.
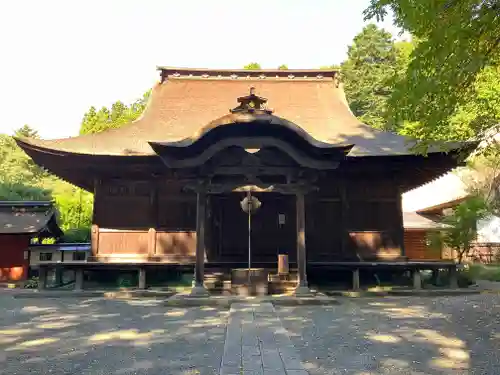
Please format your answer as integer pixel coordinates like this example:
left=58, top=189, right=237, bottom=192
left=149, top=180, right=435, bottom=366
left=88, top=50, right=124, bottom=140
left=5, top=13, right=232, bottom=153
left=16, top=67, right=471, bottom=294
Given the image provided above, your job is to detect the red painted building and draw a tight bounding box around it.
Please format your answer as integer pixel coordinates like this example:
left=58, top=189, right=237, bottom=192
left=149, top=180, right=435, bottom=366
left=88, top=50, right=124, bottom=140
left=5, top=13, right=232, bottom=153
left=0, top=201, right=62, bottom=281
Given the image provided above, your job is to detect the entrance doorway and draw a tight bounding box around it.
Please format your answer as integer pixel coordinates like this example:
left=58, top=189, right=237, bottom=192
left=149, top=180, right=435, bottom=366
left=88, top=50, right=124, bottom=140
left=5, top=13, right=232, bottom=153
left=210, top=193, right=296, bottom=264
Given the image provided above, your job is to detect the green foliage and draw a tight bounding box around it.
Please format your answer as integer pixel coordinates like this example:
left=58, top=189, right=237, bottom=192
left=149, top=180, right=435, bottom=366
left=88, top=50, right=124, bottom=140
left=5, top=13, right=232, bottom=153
left=468, top=264, right=500, bottom=281
left=79, top=90, right=150, bottom=135
left=0, top=127, right=94, bottom=242
left=62, top=228, right=91, bottom=243
left=340, top=24, right=404, bottom=130
left=277, top=64, right=288, bottom=70
left=243, top=62, right=262, bottom=70
left=462, top=142, right=500, bottom=214
left=364, top=0, right=500, bottom=139
left=0, top=182, right=51, bottom=201
left=448, top=65, right=500, bottom=137
left=0, top=134, right=50, bottom=184
left=428, top=196, right=488, bottom=263
left=398, top=64, right=500, bottom=142
left=23, top=277, right=39, bottom=289
left=15, top=125, right=39, bottom=139
left=319, top=65, right=341, bottom=70
left=54, top=190, right=93, bottom=233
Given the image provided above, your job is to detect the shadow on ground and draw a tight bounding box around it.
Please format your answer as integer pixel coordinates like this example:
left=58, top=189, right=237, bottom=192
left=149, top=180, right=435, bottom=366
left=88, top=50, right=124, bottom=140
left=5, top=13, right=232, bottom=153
left=0, top=295, right=227, bottom=375
left=1, top=293, right=500, bottom=375
left=277, top=295, right=500, bottom=375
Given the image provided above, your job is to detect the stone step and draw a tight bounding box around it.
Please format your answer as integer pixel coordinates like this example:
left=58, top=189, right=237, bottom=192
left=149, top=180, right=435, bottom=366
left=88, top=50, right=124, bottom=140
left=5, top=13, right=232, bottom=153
left=268, top=273, right=298, bottom=282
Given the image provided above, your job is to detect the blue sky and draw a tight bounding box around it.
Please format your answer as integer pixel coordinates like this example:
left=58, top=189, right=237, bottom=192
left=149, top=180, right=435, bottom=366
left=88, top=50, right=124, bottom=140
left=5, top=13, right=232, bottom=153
left=0, top=0, right=401, bottom=139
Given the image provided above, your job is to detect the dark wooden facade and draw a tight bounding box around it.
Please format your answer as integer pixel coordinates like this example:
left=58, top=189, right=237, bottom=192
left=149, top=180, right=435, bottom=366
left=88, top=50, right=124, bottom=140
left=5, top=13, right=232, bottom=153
left=15, top=68, right=473, bottom=292
left=89, top=174, right=406, bottom=264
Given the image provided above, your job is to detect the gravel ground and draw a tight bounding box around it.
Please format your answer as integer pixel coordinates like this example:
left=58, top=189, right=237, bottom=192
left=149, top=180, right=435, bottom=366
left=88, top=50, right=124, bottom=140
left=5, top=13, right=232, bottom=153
left=1, top=293, right=499, bottom=375
left=0, top=295, right=227, bottom=375
left=277, top=294, right=500, bottom=375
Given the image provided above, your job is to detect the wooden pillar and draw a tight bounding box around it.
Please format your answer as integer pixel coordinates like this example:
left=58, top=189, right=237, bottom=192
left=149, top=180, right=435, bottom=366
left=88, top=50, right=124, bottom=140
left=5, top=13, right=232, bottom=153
left=148, top=228, right=157, bottom=257
left=340, top=179, right=348, bottom=256
left=38, top=266, right=47, bottom=291
left=396, top=186, right=406, bottom=257
left=91, top=179, right=101, bottom=258
left=412, top=269, right=422, bottom=290
left=352, top=268, right=360, bottom=290
left=138, top=268, right=147, bottom=289
left=295, top=191, right=311, bottom=295
left=74, top=269, right=84, bottom=291
left=91, top=224, right=100, bottom=256
left=191, top=190, right=209, bottom=296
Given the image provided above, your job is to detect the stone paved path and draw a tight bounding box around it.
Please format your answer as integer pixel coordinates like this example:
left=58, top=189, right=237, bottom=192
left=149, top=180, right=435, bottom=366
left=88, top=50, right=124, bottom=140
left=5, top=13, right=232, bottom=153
left=220, top=302, right=308, bottom=375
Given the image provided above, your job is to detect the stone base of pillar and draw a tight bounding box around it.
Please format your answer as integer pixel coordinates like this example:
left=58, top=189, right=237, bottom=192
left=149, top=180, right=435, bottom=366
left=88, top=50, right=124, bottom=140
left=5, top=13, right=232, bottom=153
left=413, top=270, right=422, bottom=290
left=190, top=285, right=210, bottom=297
left=449, top=267, right=459, bottom=289
left=294, top=285, right=313, bottom=297
left=138, top=268, right=147, bottom=290
left=38, top=267, right=47, bottom=291
left=352, top=269, right=360, bottom=291
left=74, top=269, right=84, bottom=291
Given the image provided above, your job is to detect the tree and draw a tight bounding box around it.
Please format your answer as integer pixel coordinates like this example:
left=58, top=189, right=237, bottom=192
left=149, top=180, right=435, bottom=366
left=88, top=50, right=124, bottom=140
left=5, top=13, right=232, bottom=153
left=243, top=62, right=262, bottom=70
left=278, top=64, right=288, bottom=70
left=341, top=24, right=400, bottom=130
left=0, top=182, right=51, bottom=201
left=1, top=126, right=94, bottom=242
left=54, top=190, right=93, bottom=242
left=364, top=0, right=500, bottom=140
left=320, top=65, right=341, bottom=70
left=0, top=133, right=48, bottom=184
left=428, top=197, right=488, bottom=263
left=15, top=125, right=39, bottom=139
left=459, top=130, right=500, bottom=214
left=79, top=90, right=151, bottom=135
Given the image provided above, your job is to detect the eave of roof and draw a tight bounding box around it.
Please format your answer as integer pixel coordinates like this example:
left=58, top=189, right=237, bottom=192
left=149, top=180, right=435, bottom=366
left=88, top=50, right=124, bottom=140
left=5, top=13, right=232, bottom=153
left=403, top=211, right=448, bottom=230
left=157, top=66, right=338, bottom=77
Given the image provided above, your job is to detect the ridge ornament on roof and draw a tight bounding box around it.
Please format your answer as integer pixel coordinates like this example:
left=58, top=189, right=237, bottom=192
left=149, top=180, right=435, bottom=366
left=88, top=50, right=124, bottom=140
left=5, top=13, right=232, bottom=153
left=230, top=87, right=273, bottom=115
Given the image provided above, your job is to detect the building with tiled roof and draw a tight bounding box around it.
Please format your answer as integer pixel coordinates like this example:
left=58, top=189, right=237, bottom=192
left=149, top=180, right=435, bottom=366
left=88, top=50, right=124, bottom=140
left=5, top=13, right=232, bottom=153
left=0, top=201, right=62, bottom=281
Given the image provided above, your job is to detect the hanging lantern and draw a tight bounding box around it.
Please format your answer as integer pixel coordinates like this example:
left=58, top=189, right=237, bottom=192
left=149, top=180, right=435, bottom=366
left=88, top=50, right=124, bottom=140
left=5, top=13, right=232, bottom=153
left=240, top=195, right=262, bottom=214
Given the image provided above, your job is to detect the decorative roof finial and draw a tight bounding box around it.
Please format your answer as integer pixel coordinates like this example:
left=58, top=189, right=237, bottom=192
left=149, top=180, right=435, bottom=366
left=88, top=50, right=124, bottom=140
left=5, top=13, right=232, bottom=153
left=230, top=87, right=273, bottom=114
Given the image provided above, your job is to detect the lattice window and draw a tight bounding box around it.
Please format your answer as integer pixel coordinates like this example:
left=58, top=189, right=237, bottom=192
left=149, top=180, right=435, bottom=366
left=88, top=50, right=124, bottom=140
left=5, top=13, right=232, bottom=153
left=39, top=252, right=53, bottom=261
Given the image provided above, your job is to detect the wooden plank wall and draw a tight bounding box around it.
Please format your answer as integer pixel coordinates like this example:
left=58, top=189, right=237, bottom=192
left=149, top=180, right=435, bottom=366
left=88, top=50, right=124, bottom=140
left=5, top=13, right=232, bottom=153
left=305, top=176, right=405, bottom=261
left=92, top=179, right=198, bottom=262
left=404, top=230, right=442, bottom=260
left=91, top=176, right=406, bottom=263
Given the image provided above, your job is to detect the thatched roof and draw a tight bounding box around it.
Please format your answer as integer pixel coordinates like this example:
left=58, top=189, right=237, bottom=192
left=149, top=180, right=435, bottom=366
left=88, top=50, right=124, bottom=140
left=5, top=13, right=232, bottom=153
left=15, top=67, right=433, bottom=158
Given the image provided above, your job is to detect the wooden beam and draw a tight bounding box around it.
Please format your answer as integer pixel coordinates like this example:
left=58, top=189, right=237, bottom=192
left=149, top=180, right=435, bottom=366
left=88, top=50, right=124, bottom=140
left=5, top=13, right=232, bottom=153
left=150, top=182, right=158, bottom=227
left=295, top=192, right=310, bottom=294
left=184, top=181, right=317, bottom=195
left=340, top=178, right=348, bottom=256
left=396, top=185, right=406, bottom=256
left=191, top=191, right=209, bottom=295
left=148, top=228, right=157, bottom=256
left=91, top=224, right=100, bottom=256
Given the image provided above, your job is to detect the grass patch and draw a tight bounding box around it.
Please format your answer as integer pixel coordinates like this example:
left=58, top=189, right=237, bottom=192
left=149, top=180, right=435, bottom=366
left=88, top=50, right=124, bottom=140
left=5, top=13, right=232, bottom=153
left=467, top=264, right=500, bottom=282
